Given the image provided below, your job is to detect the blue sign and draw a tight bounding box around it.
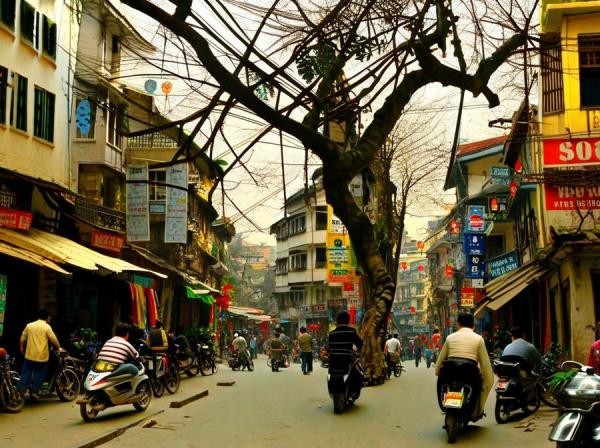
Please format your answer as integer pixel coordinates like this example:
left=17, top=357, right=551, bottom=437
left=75, top=99, right=92, bottom=135
left=488, top=251, right=519, bottom=279
left=464, top=233, right=485, bottom=255
left=466, top=254, right=485, bottom=278
left=491, top=166, right=511, bottom=186
left=466, top=205, right=486, bottom=232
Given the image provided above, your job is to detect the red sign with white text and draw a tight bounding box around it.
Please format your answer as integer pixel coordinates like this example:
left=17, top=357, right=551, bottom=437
left=0, top=209, right=32, bottom=230
left=544, top=185, right=600, bottom=210
left=543, top=138, right=600, bottom=167
left=91, top=230, right=125, bottom=252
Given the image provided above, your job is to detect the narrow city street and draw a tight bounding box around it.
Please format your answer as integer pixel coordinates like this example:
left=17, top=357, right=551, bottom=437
left=1, top=356, right=557, bottom=448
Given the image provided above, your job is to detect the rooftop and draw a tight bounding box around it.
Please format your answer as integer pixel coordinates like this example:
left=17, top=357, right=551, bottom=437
left=457, top=135, right=508, bottom=157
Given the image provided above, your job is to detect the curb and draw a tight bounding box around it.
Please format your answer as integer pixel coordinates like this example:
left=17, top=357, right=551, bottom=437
left=169, top=389, right=209, bottom=408
left=73, top=410, right=165, bottom=448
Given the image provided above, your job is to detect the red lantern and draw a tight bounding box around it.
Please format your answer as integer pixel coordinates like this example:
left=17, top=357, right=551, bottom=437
left=401, top=261, right=408, bottom=270
left=490, top=197, right=499, bottom=213
left=416, top=241, right=425, bottom=250
left=509, top=180, right=518, bottom=198
left=514, top=160, right=523, bottom=174
left=418, top=265, right=425, bottom=272
left=449, top=219, right=460, bottom=235
left=445, top=265, right=453, bottom=277
left=410, top=306, right=416, bottom=314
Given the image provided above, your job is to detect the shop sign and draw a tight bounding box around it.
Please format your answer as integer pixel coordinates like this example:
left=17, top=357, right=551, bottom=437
left=328, top=299, right=347, bottom=308
left=165, top=163, right=188, bottom=243
left=464, top=233, right=485, bottom=255
left=544, top=184, right=600, bottom=210
left=472, top=278, right=484, bottom=288
left=126, top=164, right=150, bottom=241
left=91, top=230, right=124, bottom=253
left=0, top=275, right=6, bottom=336
left=312, top=303, right=326, bottom=313
left=491, top=166, right=511, bottom=186
left=0, top=208, right=32, bottom=230
left=488, top=251, right=519, bottom=279
left=466, top=254, right=485, bottom=279
left=348, top=298, right=361, bottom=307
left=460, top=287, right=483, bottom=307
left=543, top=138, right=600, bottom=167
left=466, top=205, right=485, bottom=232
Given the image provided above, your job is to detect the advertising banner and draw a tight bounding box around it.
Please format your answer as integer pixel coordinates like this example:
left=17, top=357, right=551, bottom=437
left=327, top=206, right=353, bottom=283
left=91, top=230, right=125, bottom=253
left=488, top=251, right=519, bottom=279
left=466, top=205, right=485, bottom=232
left=0, top=209, right=32, bottom=230
left=165, top=164, right=189, bottom=243
left=543, top=138, right=600, bottom=167
left=0, top=275, right=6, bottom=336
left=544, top=184, right=600, bottom=210
left=126, top=164, right=150, bottom=242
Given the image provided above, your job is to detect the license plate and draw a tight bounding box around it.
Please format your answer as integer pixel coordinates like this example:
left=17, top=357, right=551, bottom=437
left=443, top=392, right=464, bottom=408
left=497, top=381, right=508, bottom=391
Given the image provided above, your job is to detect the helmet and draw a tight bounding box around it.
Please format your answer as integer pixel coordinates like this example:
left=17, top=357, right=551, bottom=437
left=0, top=348, right=7, bottom=359
left=233, top=332, right=239, bottom=338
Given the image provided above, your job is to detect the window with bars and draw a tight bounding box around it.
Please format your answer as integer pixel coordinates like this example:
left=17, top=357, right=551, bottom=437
left=276, top=258, right=288, bottom=275
left=289, top=252, right=307, bottom=271
left=315, top=206, right=327, bottom=230
left=0, top=0, right=16, bottom=29
left=579, top=34, right=600, bottom=108
left=0, top=66, right=7, bottom=124
left=541, top=35, right=564, bottom=114
left=315, top=247, right=326, bottom=268
left=33, top=86, right=54, bottom=142
left=20, top=0, right=34, bottom=43
left=9, top=72, right=27, bottom=131
left=148, top=169, right=166, bottom=201
left=288, top=214, right=306, bottom=235
left=42, top=15, right=56, bottom=58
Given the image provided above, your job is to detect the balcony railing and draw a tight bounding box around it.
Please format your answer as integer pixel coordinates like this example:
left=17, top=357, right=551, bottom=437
left=74, top=197, right=126, bottom=233
left=126, top=133, right=179, bottom=150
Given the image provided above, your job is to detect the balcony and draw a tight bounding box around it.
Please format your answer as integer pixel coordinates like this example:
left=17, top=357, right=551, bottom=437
left=126, top=133, right=179, bottom=150
left=74, top=197, right=125, bottom=232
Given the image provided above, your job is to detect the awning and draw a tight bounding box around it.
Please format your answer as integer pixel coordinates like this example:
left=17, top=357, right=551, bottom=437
left=184, top=276, right=220, bottom=293
left=0, top=228, right=166, bottom=278
left=185, top=286, right=216, bottom=304
left=483, top=261, right=548, bottom=311
left=0, top=241, right=71, bottom=275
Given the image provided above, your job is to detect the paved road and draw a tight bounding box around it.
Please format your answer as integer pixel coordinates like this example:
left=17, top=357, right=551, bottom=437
left=94, top=356, right=556, bottom=448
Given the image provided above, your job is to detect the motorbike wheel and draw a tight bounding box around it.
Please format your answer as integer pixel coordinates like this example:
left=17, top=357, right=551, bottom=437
left=522, top=388, right=541, bottom=414
left=151, top=376, right=165, bottom=398
left=165, top=368, right=180, bottom=394
left=495, top=401, right=511, bottom=424
left=185, top=358, right=200, bottom=377
left=266, top=357, right=272, bottom=367
left=538, top=383, right=559, bottom=408
left=80, top=395, right=101, bottom=422
left=426, top=360, right=431, bottom=368
left=211, top=358, right=218, bottom=374
left=0, top=377, right=25, bottom=413
left=56, top=369, right=81, bottom=402
left=445, top=413, right=458, bottom=444
left=394, top=365, right=401, bottom=378
left=133, top=380, right=152, bottom=412
left=200, top=357, right=213, bottom=376
left=247, top=360, right=254, bottom=372
left=333, top=392, right=346, bottom=414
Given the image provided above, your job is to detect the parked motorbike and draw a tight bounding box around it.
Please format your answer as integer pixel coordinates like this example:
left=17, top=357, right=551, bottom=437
left=139, top=343, right=179, bottom=397
left=78, top=359, right=152, bottom=422
left=190, top=333, right=218, bottom=376
left=228, top=349, right=254, bottom=371
left=0, top=348, right=24, bottom=413
left=548, top=361, right=600, bottom=447
left=437, top=358, right=482, bottom=443
left=493, top=356, right=540, bottom=423
left=172, top=335, right=200, bottom=378
left=38, top=349, right=80, bottom=401
left=539, top=344, right=562, bottom=408
left=328, top=348, right=363, bottom=414
left=320, top=345, right=329, bottom=368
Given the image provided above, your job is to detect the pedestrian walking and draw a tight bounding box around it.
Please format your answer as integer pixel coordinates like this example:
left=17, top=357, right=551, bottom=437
left=298, top=327, right=313, bottom=374
left=17, top=308, right=63, bottom=399
left=249, top=334, right=257, bottom=359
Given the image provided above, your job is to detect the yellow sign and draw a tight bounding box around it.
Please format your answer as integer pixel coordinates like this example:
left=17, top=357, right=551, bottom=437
left=327, top=206, right=353, bottom=283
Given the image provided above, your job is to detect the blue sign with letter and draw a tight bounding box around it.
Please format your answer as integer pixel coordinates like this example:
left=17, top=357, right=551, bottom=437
left=466, top=254, right=485, bottom=278
left=488, top=251, right=519, bottom=279
left=464, top=233, right=485, bottom=255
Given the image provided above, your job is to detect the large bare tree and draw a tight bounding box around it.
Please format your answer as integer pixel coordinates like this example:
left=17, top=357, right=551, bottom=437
left=120, top=0, right=537, bottom=383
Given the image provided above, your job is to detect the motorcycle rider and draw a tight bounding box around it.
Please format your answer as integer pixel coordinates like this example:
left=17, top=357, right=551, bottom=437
left=384, top=333, right=401, bottom=378
left=96, top=323, right=140, bottom=371
left=270, top=332, right=284, bottom=371
left=232, top=332, right=251, bottom=369
left=501, top=326, right=542, bottom=374
left=435, top=313, right=494, bottom=420
left=328, top=311, right=363, bottom=393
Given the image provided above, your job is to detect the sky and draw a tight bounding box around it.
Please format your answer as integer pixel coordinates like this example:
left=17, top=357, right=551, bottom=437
left=117, top=0, right=527, bottom=246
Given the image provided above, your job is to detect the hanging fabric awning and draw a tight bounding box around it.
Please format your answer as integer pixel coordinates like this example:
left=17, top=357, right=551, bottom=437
left=185, top=286, right=216, bottom=304
left=0, top=241, right=71, bottom=275
left=0, top=228, right=166, bottom=278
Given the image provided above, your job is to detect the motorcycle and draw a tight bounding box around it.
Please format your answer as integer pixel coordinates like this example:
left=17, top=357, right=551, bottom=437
left=438, top=358, right=482, bottom=443
left=386, top=352, right=405, bottom=379
left=493, top=356, right=540, bottom=423
left=425, top=348, right=439, bottom=368
left=319, top=345, right=329, bottom=368
left=38, top=349, right=81, bottom=401
left=171, top=335, right=200, bottom=378
left=78, top=359, right=152, bottom=422
left=548, top=361, right=600, bottom=447
left=139, top=343, right=180, bottom=397
left=0, top=348, right=24, bottom=413
left=190, top=334, right=218, bottom=376
left=328, top=348, right=363, bottom=414
left=228, top=349, right=254, bottom=371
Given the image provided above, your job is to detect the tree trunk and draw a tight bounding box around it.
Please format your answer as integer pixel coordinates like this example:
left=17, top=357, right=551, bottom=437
left=322, top=164, right=395, bottom=385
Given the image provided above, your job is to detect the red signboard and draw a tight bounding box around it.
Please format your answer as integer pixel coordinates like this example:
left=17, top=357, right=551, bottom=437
left=460, top=287, right=483, bottom=305
left=544, top=185, right=600, bottom=210
left=543, top=138, right=600, bottom=167
left=0, top=209, right=32, bottom=230
left=91, top=230, right=125, bottom=252
left=312, top=303, right=326, bottom=313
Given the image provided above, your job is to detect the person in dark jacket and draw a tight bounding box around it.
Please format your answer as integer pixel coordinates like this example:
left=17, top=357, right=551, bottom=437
left=328, top=310, right=363, bottom=393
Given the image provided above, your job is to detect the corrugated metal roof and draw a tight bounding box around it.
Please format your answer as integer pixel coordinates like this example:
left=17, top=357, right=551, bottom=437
left=0, top=241, right=71, bottom=275
left=457, top=135, right=508, bottom=157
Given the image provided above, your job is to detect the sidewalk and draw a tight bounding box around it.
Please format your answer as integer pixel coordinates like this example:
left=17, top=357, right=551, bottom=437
left=0, top=370, right=222, bottom=448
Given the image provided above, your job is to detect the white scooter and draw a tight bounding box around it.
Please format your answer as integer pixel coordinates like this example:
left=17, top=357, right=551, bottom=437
left=77, top=359, right=152, bottom=422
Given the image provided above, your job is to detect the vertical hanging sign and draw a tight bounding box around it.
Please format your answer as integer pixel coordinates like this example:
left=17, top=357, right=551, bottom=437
left=0, top=275, right=7, bottom=336
left=165, top=163, right=188, bottom=243
left=126, top=164, right=150, bottom=242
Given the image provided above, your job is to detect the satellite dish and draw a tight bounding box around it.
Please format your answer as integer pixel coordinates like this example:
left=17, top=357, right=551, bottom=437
left=144, top=79, right=157, bottom=94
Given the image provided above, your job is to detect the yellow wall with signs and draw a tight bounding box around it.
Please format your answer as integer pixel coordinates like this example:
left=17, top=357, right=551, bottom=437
left=326, top=206, right=353, bottom=284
